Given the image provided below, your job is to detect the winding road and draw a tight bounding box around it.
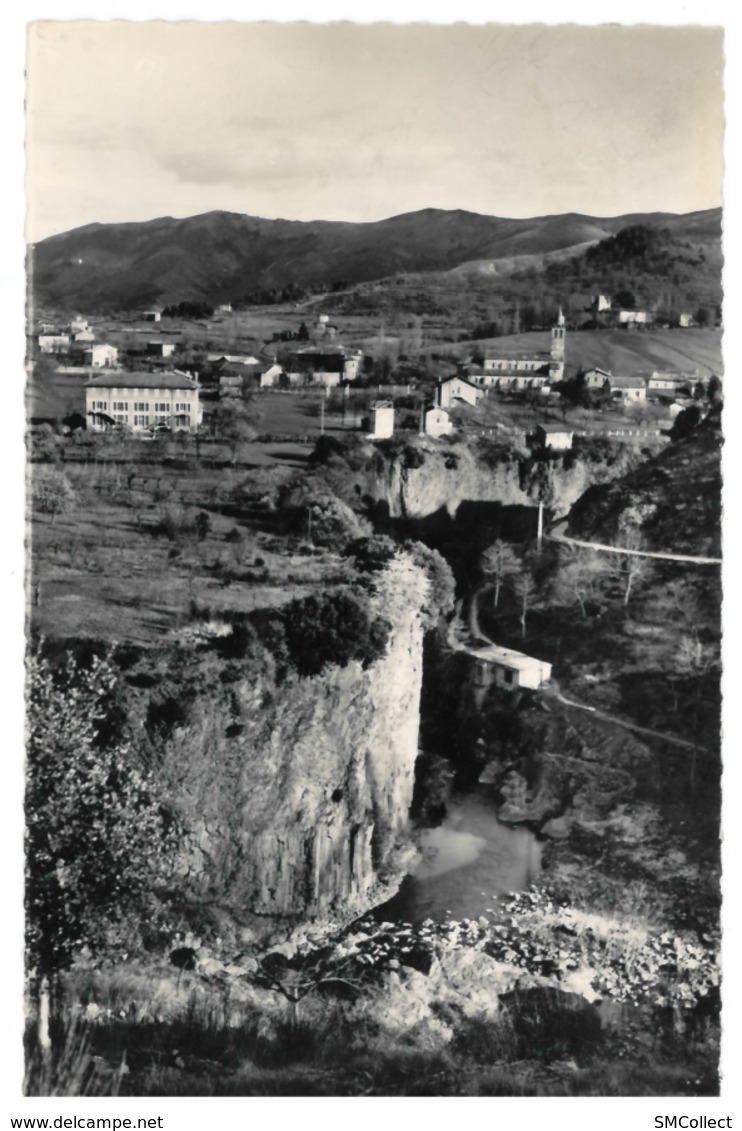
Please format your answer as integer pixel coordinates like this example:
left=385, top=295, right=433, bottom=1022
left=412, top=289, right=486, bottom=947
left=544, top=519, right=721, bottom=566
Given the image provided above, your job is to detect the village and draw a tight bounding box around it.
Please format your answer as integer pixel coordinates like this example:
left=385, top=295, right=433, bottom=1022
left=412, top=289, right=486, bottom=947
left=28, top=291, right=721, bottom=457
left=27, top=294, right=722, bottom=696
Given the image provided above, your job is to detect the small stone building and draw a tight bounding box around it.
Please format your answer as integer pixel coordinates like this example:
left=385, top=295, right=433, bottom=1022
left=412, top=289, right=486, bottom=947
left=535, top=423, right=573, bottom=451
left=424, top=406, right=453, bottom=437
left=471, top=644, right=552, bottom=692
left=437, top=376, right=483, bottom=409
left=368, top=401, right=394, bottom=439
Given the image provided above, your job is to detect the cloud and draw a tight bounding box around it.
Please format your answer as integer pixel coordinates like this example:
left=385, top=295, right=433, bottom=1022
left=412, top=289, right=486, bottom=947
left=26, top=21, right=723, bottom=239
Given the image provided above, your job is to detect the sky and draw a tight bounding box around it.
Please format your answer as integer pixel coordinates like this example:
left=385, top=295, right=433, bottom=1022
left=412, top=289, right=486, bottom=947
left=25, top=20, right=724, bottom=242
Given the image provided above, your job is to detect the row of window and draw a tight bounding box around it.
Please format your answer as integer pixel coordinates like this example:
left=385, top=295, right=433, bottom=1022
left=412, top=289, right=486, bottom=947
left=484, top=360, right=541, bottom=371
left=91, top=400, right=192, bottom=415
left=109, top=413, right=193, bottom=424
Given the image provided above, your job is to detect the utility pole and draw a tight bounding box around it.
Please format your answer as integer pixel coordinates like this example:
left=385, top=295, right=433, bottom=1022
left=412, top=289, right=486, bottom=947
left=320, top=395, right=325, bottom=436
left=537, top=500, right=544, bottom=549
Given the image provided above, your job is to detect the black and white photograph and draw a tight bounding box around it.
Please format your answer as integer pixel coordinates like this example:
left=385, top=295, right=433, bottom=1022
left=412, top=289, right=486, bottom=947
left=12, top=6, right=734, bottom=1113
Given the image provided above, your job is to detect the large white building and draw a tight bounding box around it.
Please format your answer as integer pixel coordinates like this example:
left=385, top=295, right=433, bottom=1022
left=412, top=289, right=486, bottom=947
left=86, top=371, right=201, bottom=432
left=466, top=309, right=567, bottom=389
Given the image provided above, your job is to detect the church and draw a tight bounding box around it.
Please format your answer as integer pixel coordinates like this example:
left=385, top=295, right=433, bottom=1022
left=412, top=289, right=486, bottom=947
left=462, top=310, right=566, bottom=391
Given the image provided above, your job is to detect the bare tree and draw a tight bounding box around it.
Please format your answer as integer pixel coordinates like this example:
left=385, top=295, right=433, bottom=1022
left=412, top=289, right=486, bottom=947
left=212, top=400, right=259, bottom=466
left=619, top=527, right=651, bottom=607
left=511, top=570, right=538, bottom=639
left=481, top=539, right=520, bottom=608
left=551, top=546, right=609, bottom=617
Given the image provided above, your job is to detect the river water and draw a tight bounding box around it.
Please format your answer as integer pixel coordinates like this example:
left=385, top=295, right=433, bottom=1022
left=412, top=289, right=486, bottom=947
left=378, top=786, right=542, bottom=924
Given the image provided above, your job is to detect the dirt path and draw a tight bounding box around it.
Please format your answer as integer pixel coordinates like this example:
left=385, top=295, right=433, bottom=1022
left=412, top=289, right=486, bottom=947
left=551, top=691, right=705, bottom=752
left=545, top=520, right=721, bottom=565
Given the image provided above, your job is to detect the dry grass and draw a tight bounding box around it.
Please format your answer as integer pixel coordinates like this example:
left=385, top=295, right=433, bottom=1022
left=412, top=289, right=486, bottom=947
left=29, top=967, right=719, bottom=1097
left=27, top=460, right=351, bottom=645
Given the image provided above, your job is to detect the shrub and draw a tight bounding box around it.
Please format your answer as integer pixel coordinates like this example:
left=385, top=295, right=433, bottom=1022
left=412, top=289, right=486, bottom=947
left=402, top=444, right=425, bottom=469
left=25, top=652, right=182, bottom=977
left=406, top=541, right=456, bottom=626
left=31, top=469, right=77, bottom=523
left=280, top=487, right=371, bottom=550
left=160, top=504, right=195, bottom=542
left=309, top=434, right=348, bottom=465
left=344, top=534, right=398, bottom=573
left=194, top=511, right=211, bottom=541
left=27, top=426, right=60, bottom=463
left=282, top=590, right=390, bottom=677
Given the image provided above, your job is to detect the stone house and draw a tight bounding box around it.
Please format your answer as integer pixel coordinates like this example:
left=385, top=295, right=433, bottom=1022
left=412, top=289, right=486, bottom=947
left=615, top=309, right=654, bottom=327
left=607, top=375, right=647, bottom=403
left=535, top=423, right=573, bottom=451
left=583, top=367, right=613, bottom=389
left=83, top=343, right=119, bottom=368
left=437, top=375, right=483, bottom=409
left=283, top=346, right=362, bottom=387
left=38, top=332, right=71, bottom=354
left=86, top=370, right=201, bottom=432
left=368, top=401, right=394, bottom=439
left=424, top=406, right=453, bottom=437
left=471, top=644, right=552, bottom=691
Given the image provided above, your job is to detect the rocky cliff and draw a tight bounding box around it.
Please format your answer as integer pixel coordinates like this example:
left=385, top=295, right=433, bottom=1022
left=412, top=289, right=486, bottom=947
left=150, top=554, right=430, bottom=934
left=367, top=437, right=657, bottom=525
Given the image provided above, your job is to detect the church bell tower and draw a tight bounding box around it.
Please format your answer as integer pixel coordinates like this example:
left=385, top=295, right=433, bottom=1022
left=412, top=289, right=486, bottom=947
left=550, top=307, right=566, bottom=382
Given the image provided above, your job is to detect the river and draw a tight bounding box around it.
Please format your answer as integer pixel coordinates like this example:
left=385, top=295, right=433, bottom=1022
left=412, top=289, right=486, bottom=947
left=378, top=785, right=542, bottom=924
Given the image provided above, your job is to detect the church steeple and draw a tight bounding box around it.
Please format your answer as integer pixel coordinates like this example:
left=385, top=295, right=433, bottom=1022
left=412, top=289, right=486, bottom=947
left=550, top=307, right=566, bottom=381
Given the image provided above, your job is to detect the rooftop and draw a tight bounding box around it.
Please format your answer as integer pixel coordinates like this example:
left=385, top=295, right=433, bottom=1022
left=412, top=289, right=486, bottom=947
left=439, top=375, right=479, bottom=389
left=469, top=644, right=550, bottom=671
left=609, top=375, right=646, bottom=388
left=85, top=370, right=199, bottom=390
left=483, top=349, right=550, bottom=360
left=477, top=364, right=550, bottom=377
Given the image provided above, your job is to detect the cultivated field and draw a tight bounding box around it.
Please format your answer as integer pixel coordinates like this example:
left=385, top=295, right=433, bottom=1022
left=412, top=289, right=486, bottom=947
left=28, top=458, right=351, bottom=646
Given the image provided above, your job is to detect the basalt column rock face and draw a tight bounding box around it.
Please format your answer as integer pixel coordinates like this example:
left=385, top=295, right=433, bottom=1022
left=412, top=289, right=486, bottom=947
left=174, top=556, right=429, bottom=929
left=369, top=439, right=655, bottom=524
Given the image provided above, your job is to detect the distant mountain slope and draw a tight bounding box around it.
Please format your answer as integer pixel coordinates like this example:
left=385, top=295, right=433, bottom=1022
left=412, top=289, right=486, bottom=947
left=29, top=206, right=722, bottom=314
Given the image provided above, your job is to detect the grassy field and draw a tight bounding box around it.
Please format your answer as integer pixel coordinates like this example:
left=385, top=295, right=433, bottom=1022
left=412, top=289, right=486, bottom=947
left=28, top=458, right=352, bottom=646
left=421, top=327, right=724, bottom=379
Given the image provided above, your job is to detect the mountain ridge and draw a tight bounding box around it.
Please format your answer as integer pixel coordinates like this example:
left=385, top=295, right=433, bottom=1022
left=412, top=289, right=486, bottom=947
left=29, top=205, right=722, bottom=313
